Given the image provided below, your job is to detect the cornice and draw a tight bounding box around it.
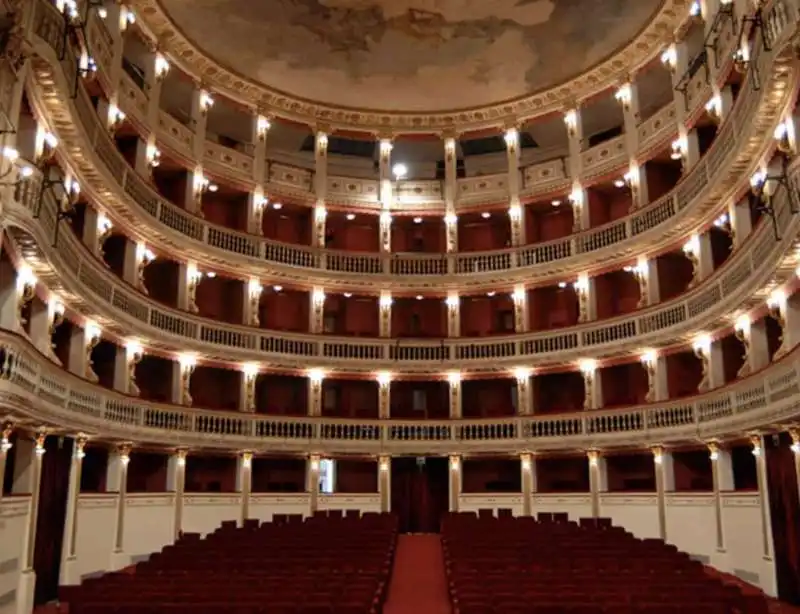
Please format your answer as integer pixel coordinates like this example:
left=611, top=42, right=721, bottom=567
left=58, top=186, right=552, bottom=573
left=4, top=171, right=799, bottom=374
left=129, top=0, right=688, bottom=134
left=0, top=328, right=798, bottom=454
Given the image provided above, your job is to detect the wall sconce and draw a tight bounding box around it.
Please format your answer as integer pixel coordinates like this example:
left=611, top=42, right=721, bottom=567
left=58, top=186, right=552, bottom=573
left=379, top=456, right=390, bottom=472
left=308, top=368, right=324, bottom=384
left=379, top=293, right=393, bottom=309
left=652, top=446, right=664, bottom=465
left=766, top=288, right=786, bottom=324
left=154, top=53, right=170, bottom=82
left=734, top=313, right=751, bottom=341
left=504, top=128, right=519, bottom=154
left=193, top=174, right=215, bottom=206
left=119, top=6, right=135, bottom=32
left=199, top=90, right=214, bottom=116
left=670, top=137, right=686, bottom=162
left=187, top=265, right=203, bottom=313
left=35, top=129, right=58, bottom=166
left=705, top=95, right=722, bottom=123
left=587, top=450, right=599, bottom=467
left=312, top=289, right=326, bottom=308
left=692, top=333, right=711, bottom=356
left=248, top=279, right=262, bottom=326
left=444, top=213, right=457, bottom=226
left=379, top=139, right=393, bottom=163
left=660, top=45, right=677, bottom=73
left=135, top=244, right=155, bottom=293
left=15, top=265, right=36, bottom=327
left=178, top=354, right=196, bottom=406
left=750, top=435, right=762, bottom=457
left=315, top=131, right=328, bottom=156
left=682, top=235, right=700, bottom=284
left=512, top=286, right=526, bottom=305
left=445, top=294, right=459, bottom=309
left=521, top=453, right=532, bottom=471
left=85, top=322, right=101, bottom=382
left=241, top=451, right=253, bottom=469
left=62, top=177, right=81, bottom=209
left=176, top=449, right=188, bottom=467
left=614, top=84, right=632, bottom=111
left=96, top=214, right=113, bottom=254
left=107, top=104, right=126, bottom=133
left=774, top=119, right=795, bottom=154
left=640, top=350, right=657, bottom=402
left=0, top=424, right=13, bottom=454
left=256, top=115, right=272, bottom=142
left=242, top=362, right=259, bottom=412
left=508, top=203, right=522, bottom=221
left=733, top=45, right=750, bottom=74
left=708, top=442, right=720, bottom=461
left=309, top=456, right=320, bottom=472
left=689, top=1, right=701, bottom=18
left=146, top=144, right=161, bottom=170
left=513, top=367, right=531, bottom=382
left=713, top=212, right=732, bottom=235
left=579, top=359, right=596, bottom=409
left=444, top=137, right=456, bottom=162
left=450, top=456, right=460, bottom=471
left=564, top=109, right=578, bottom=138
left=788, top=429, right=800, bottom=454
left=447, top=371, right=461, bottom=385
left=48, top=300, right=65, bottom=336
left=376, top=371, right=392, bottom=387
left=125, top=340, right=143, bottom=396
left=34, top=432, right=47, bottom=456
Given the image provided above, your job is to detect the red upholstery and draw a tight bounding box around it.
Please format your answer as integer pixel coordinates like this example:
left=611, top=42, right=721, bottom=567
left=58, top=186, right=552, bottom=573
left=64, top=512, right=397, bottom=614
left=441, top=512, right=767, bottom=614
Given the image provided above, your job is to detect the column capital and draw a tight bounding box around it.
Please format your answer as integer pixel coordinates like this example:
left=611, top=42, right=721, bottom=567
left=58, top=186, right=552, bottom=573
left=314, top=122, right=332, bottom=136
left=586, top=449, right=601, bottom=463
left=74, top=433, right=89, bottom=455
left=240, top=450, right=254, bottom=464
left=441, top=128, right=460, bottom=141
left=174, top=448, right=189, bottom=462
left=116, top=442, right=134, bottom=460
left=788, top=427, right=800, bottom=445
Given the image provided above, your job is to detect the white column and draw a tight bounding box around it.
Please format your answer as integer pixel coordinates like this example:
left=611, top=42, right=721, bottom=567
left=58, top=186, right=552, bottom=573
left=564, top=108, right=588, bottom=231
left=574, top=273, right=597, bottom=323
left=307, top=372, right=323, bottom=416
left=102, top=4, right=126, bottom=130
left=708, top=442, right=734, bottom=555
left=379, top=292, right=392, bottom=338
left=307, top=455, right=321, bottom=514
left=377, top=373, right=391, bottom=419
left=443, top=136, right=458, bottom=254
left=448, top=455, right=461, bottom=512
left=751, top=436, right=774, bottom=560
left=167, top=450, right=187, bottom=540
left=309, top=288, right=325, bottom=333
left=448, top=374, right=462, bottom=419
left=178, top=262, right=192, bottom=312
left=240, top=365, right=258, bottom=413
left=665, top=40, right=701, bottom=171
left=378, top=456, right=391, bottom=513
left=580, top=361, right=603, bottom=410
left=512, top=286, right=528, bottom=333
left=120, top=237, right=138, bottom=286
left=185, top=86, right=212, bottom=214
left=520, top=453, right=534, bottom=517
left=728, top=195, right=753, bottom=248
left=16, top=432, right=46, bottom=614
left=0, top=263, right=35, bottom=334
left=236, top=451, right=253, bottom=526
left=515, top=369, right=532, bottom=416
left=641, top=351, right=669, bottom=402
left=768, top=289, right=800, bottom=359
left=639, top=258, right=660, bottom=306
left=617, top=81, right=649, bottom=209
left=107, top=444, right=131, bottom=570
left=652, top=446, right=674, bottom=541
left=176, top=356, right=195, bottom=406
left=27, top=297, right=51, bottom=356
left=313, top=130, right=329, bottom=248
left=60, top=436, right=87, bottom=585
left=693, top=335, right=725, bottom=392
left=249, top=113, right=270, bottom=233
left=244, top=280, right=262, bottom=327
left=142, top=50, right=168, bottom=178
left=734, top=316, right=770, bottom=377
left=446, top=294, right=460, bottom=337
left=505, top=127, right=525, bottom=246
left=0, top=424, right=11, bottom=504
left=588, top=450, right=607, bottom=518
left=68, top=323, right=101, bottom=382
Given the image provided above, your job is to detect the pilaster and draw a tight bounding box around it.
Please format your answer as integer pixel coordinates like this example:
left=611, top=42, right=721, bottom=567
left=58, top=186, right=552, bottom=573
left=751, top=436, right=774, bottom=560
left=68, top=322, right=101, bottom=382
left=378, top=456, right=391, bottom=513
left=448, top=374, right=462, bottom=419
left=652, top=446, right=674, bottom=541
left=580, top=360, right=603, bottom=410
left=310, top=288, right=325, bottom=333
left=515, top=369, right=532, bottom=415
left=587, top=450, right=607, bottom=518
left=708, top=442, right=734, bottom=553
left=520, top=453, right=535, bottom=517
left=446, top=294, right=460, bottom=337
left=307, top=455, right=321, bottom=514
left=443, top=136, right=458, bottom=253
left=512, top=286, right=528, bottom=333
left=448, top=455, right=461, bottom=512
left=113, top=341, right=142, bottom=396
left=167, top=449, right=187, bottom=540
left=729, top=195, right=753, bottom=248
left=505, top=127, right=525, bottom=246
left=107, top=444, right=131, bottom=569
left=377, top=373, right=391, bottom=419
left=244, top=279, right=262, bottom=327
left=60, top=435, right=87, bottom=586
left=641, top=351, right=669, bottom=402
left=240, top=365, right=258, bottom=413
left=307, top=371, right=323, bottom=416
left=237, top=451, right=253, bottom=525
left=379, top=292, right=392, bottom=338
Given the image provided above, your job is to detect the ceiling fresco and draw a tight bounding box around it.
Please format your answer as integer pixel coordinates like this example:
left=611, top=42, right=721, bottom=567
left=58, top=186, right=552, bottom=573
left=158, top=0, right=663, bottom=113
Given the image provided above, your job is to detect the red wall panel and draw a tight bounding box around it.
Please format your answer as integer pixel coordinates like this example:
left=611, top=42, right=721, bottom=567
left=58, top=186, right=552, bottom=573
left=324, top=295, right=379, bottom=336
left=392, top=218, right=445, bottom=253
left=533, top=372, right=584, bottom=413
left=528, top=286, right=579, bottom=330
left=321, top=379, right=379, bottom=418
left=666, top=351, right=703, bottom=398
left=255, top=375, right=308, bottom=416
left=461, top=379, right=516, bottom=418
left=461, top=459, right=522, bottom=493
left=672, top=450, right=713, bottom=491
left=606, top=454, right=656, bottom=491
left=535, top=457, right=590, bottom=492
left=458, top=219, right=510, bottom=251
left=136, top=355, right=174, bottom=403
left=260, top=290, right=309, bottom=332
left=185, top=456, right=237, bottom=492
left=142, top=260, right=179, bottom=308
left=600, top=363, right=649, bottom=408
left=595, top=271, right=640, bottom=319
left=196, top=276, right=244, bottom=324
left=335, top=460, right=378, bottom=493
left=587, top=188, right=631, bottom=227
left=656, top=252, right=694, bottom=301
left=190, top=366, right=240, bottom=411
left=644, top=161, right=682, bottom=202
left=720, top=333, right=746, bottom=384
left=461, top=295, right=514, bottom=336
left=390, top=380, right=449, bottom=419
left=262, top=207, right=311, bottom=245
left=393, top=298, right=447, bottom=338
left=126, top=452, right=168, bottom=493
left=326, top=215, right=380, bottom=252
left=152, top=170, right=189, bottom=209
left=202, top=194, right=248, bottom=233
left=251, top=457, right=306, bottom=493
left=709, top=227, right=733, bottom=269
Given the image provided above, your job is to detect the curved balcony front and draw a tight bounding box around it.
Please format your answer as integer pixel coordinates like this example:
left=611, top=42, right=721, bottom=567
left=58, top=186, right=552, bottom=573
left=5, top=160, right=799, bottom=373
left=21, top=0, right=797, bottom=291
left=0, top=329, right=798, bottom=453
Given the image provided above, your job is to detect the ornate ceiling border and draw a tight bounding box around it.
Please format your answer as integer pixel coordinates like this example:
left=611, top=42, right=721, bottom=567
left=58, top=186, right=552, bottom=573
left=130, top=0, right=687, bottom=133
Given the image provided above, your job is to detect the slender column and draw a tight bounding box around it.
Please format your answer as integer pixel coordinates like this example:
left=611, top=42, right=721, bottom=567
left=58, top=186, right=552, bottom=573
left=0, top=263, right=35, bottom=334
left=564, top=107, right=589, bottom=230
left=512, top=286, right=528, bottom=333
left=448, top=373, right=462, bottom=419
left=515, top=368, right=532, bottom=416
left=520, top=453, right=534, bottom=517
left=448, top=455, right=461, bottom=512
left=587, top=450, right=607, bottom=518
left=81, top=205, right=101, bottom=254
left=167, top=449, right=187, bottom=540
left=175, top=355, right=196, bottom=406
left=379, top=292, right=392, bottom=338
left=27, top=297, right=51, bottom=355
left=307, top=371, right=323, bottom=416
left=627, top=259, right=651, bottom=308
left=580, top=360, right=603, bottom=410
left=244, top=279, right=262, bottom=327
left=751, top=436, right=773, bottom=559
left=446, top=294, right=460, bottom=337
left=377, top=373, right=391, bottom=419
left=237, top=452, right=253, bottom=526
left=505, top=127, right=525, bottom=246
left=132, top=243, right=154, bottom=295
left=313, top=130, right=329, bottom=246
left=21, top=433, right=46, bottom=570
left=652, top=446, right=674, bottom=541
left=68, top=323, right=101, bottom=382
left=734, top=316, right=770, bottom=378
left=708, top=442, right=734, bottom=552
left=728, top=195, right=753, bottom=248
left=309, top=288, right=325, bottom=333
left=693, top=335, right=725, bottom=392
left=108, top=444, right=131, bottom=567
left=185, top=86, right=212, bottom=214
left=60, top=436, right=87, bottom=585
left=378, top=138, right=393, bottom=253
left=179, top=262, right=193, bottom=312
left=0, top=423, right=12, bottom=504
left=443, top=135, right=459, bottom=253
left=378, top=456, right=391, bottom=513
left=240, top=365, right=258, bottom=413
left=307, top=455, right=321, bottom=515
left=641, top=351, right=669, bottom=402
left=768, top=289, right=800, bottom=359
left=789, top=429, right=800, bottom=512
left=639, top=258, right=661, bottom=306
left=616, top=80, right=649, bottom=208
left=141, top=49, right=168, bottom=177
left=103, top=4, right=129, bottom=129
left=574, top=273, right=597, bottom=323
left=249, top=113, right=270, bottom=233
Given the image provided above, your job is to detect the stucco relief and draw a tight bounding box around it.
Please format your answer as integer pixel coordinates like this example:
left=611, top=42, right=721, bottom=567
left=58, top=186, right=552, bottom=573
left=158, top=0, right=663, bottom=113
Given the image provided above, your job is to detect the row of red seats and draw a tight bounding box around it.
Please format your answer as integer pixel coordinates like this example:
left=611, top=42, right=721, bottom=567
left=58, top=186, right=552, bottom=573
left=442, top=511, right=767, bottom=614
left=64, top=512, right=398, bottom=614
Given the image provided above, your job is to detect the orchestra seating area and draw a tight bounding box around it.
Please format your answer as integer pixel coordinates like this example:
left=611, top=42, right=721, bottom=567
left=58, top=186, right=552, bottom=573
left=61, top=512, right=397, bottom=614
left=442, top=511, right=769, bottom=614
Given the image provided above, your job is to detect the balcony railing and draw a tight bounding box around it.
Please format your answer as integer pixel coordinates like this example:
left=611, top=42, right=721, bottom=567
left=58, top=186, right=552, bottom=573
left=20, top=0, right=797, bottom=289
left=0, top=329, right=797, bottom=453
left=5, top=158, right=798, bottom=372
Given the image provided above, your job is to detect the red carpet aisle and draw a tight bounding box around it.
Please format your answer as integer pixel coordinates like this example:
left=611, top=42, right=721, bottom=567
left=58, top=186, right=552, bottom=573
left=384, top=534, right=452, bottom=614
